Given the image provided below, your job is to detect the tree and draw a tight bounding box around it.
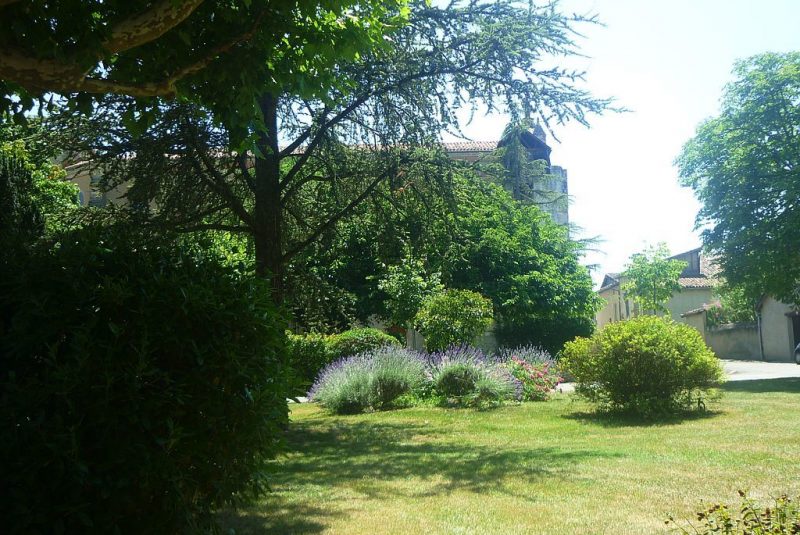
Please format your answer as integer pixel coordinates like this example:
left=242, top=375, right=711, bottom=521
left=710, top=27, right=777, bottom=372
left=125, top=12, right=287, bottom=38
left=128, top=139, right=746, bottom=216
left=0, top=0, right=404, bottom=129
left=621, top=243, right=686, bottom=316
left=706, top=282, right=757, bottom=327
left=0, top=131, right=79, bottom=245
left=47, top=0, right=611, bottom=302
left=677, top=52, right=800, bottom=306
left=286, top=154, right=599, bottom=352
left=378, top=252, right=443, bottom=329
left=414, top=289, right=494, bottom=352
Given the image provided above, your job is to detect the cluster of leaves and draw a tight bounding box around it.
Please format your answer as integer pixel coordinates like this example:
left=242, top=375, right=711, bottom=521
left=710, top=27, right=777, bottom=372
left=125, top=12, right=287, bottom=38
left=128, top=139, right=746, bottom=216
left=677, top=52, right=800, bottom=306
left=707, top=284, right=758, bottom=328
left=287, top=327, right=400, bottom=389
left=560, top=316, right=725, bottom=417
left=378, top=252, right=443, bottom=328
left=621, top=243, right=687, bottom=316
left=1, top=0, right=408, bottom=134
left=667, top=491, right=800, bottom=534
left=0, top=223, right=289, bottom=533
left=1, top=126, right=79, bottom=244
left=414, top=289, right=494, bottom=352
left=503, top=347, right=563, bottom=402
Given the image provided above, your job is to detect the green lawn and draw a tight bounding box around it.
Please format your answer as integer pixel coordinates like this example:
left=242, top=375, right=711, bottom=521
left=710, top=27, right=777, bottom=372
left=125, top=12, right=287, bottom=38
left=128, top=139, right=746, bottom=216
left=221, top=379, right=800, bottom=534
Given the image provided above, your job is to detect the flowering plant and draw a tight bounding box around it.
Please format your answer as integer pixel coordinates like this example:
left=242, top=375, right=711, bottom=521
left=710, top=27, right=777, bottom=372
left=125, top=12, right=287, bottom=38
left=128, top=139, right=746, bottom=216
left=506, top=355, right=562, bottom=401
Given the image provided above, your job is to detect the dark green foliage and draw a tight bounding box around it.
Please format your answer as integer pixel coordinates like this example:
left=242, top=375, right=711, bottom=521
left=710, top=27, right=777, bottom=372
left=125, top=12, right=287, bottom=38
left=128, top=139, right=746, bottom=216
left=0, top=142, right=44, bottom=245
left=414, top=289, right=493, bottom=352
left=0, top=224, right=289, bottom=533
left=288, top=159, right=599, bottom=352
left=287, top=327, right=400, bottom=389
left=667, top=491, right=800, bottom=534
left=561, top=316, right=724, bottom=416
left=326, top=327, right=401, bottom=361
left=677, top=52, right=800, bottom=306
left=286, top=331, right=332, bottom=388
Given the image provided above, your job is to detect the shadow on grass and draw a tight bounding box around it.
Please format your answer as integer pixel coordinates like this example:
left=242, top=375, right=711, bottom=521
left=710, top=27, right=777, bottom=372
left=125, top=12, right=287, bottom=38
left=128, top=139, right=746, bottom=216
left=217, top=500, right=341, bottom=535
left=722, top=377, right=800, bottom=393
left=218, top=412, right=619, bottom=532
left=280, top=419, right=615, bottom=498
left=563, top=407, right=722, bottom=428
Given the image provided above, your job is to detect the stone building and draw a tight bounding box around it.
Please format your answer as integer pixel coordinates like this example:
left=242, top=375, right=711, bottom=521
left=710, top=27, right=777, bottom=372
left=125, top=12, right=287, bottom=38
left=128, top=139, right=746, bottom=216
left=443, top=125, right=569, bottom=225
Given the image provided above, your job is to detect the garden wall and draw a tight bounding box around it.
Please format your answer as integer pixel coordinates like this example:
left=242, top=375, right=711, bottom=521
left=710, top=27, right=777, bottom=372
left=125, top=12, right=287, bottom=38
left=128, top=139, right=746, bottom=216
left=704, top=322, right=760, bottom=360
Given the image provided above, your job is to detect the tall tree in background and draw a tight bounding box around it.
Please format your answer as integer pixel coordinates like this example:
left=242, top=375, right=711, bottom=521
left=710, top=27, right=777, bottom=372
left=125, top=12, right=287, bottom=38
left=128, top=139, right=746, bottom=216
left=50, top=0, right=611, bottom=302
left=622, top=243, right=686, bottom=316
left=677, top=52, right=800, bottom=306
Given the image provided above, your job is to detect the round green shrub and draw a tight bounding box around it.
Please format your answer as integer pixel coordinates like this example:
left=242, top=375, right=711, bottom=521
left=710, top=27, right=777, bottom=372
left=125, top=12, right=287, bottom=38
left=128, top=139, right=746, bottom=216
left=326, top=327, right=400, bottom=360
left=414, top=289, right=493, bottom=352
left=0, top=225, right=289, bottom=533
left=434, top=362, right=481, bottom=397
left=560, top=315, right=724, bottom=415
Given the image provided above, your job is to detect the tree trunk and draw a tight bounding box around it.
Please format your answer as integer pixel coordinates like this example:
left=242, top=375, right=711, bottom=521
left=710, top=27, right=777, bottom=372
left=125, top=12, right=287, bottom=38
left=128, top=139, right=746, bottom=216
left=254, top=93, right=284, bottom=303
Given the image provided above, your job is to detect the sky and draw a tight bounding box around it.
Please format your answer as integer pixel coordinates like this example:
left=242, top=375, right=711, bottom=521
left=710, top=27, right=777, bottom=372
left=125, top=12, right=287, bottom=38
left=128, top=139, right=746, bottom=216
left=454, top=0, right=800, bottom=286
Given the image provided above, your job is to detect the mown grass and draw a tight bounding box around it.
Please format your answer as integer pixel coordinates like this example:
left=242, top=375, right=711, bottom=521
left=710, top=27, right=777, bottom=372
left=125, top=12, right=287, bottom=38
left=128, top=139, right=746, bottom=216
left=220, top=378, right=800, bottom=534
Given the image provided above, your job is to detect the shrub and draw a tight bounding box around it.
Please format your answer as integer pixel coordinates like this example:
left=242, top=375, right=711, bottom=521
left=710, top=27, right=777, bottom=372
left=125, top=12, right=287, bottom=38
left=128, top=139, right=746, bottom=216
left=0, top=225, right=289, bottom=533
left=286, top=331, right=332, bottom=389
left=287, top=327, right=399, bottom=392
left=309, top=347, right=426, bottom=414
left=667, top=491, right=800, bottom=534
left=428, top=346, right=520, bottom=406
left=560, top=315, right=724, bottom=416
left=326, top=327, right=401, bottom=360
left=500, top=346, right=562, bottom=401
left=414, top=289, right=493, bottom=352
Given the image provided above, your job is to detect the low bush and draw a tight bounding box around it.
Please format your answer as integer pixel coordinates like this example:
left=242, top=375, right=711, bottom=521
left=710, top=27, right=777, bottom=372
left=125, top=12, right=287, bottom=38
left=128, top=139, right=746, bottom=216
left=500, top=346, right=562, bottom=401
left=560, top=315, right=724, bottom=416
left=286, top=331, right=331, bottom=389
left=414, top=289, right=493, bottom=352
left=0, top=225, right=289, bottom=533
left=309, top=347, right=426, bottom=414
left=428, top=347, right=520, bottom=406
left=667, top=491, right=800, bottom=534
left=326, top=327, right=401, bottom=360
left=287, top=327, right=399, bottom=390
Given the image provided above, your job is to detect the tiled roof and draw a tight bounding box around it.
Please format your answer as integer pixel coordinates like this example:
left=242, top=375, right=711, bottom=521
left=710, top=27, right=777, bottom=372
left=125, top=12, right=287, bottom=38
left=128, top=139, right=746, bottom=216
left=440, top=141, right=498, bottom=152
left=598, top=251, right=721, bottom=292
left=679, top=277, right=715, bottom=289
left=678, top=253, right=721, bottom=288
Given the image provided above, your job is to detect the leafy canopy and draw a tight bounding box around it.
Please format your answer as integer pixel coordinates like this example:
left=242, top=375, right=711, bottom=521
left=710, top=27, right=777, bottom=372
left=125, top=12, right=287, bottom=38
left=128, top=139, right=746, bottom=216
left=0, top=0, right=406, bottom=131
left=677, top=52, right=800, bottom=305
left=622, top=243, right=686, bottom=315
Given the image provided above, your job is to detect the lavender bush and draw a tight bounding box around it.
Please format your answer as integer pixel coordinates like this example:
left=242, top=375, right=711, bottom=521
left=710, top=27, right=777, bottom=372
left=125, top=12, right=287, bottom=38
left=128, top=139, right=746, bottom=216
left=427, top=346, right=521, bottom=405
left=308, top=347, right=426, bottom=414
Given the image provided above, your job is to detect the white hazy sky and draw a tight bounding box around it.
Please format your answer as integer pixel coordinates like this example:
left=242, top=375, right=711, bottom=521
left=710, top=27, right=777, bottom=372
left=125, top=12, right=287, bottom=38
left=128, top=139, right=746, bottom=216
left=455, top=0, right=800, bottom=286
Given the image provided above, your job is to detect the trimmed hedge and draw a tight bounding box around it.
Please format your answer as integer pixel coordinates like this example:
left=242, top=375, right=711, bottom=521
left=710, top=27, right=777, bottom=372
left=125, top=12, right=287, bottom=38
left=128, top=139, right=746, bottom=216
left=0, top=225, right=289, bottom=533
left=288, top=327, right=400, bottom=387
